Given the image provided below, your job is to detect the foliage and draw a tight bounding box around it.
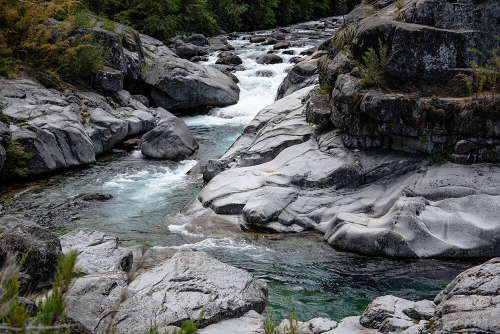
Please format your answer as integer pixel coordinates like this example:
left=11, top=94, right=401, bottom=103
left=430, top=148, right=452, bottom=165
left=62, top=34, right=106, bottom=81
left=394, top=0, right=405, bottom=9
left=264, top=311, right=276, bottom=334
left=1, top=140, right=34, bottom=179
left=359, top=38, right=388, bottom=87
left=0, top=250, right=78, bottom=333
left=467, top=40, right=500, bottom=98
left=393, top=10, right=405, bottom=21
left=0, top=100, right=7, bottom=122
left=282, top=313, right=302, bottom=334
left=0, top=57, right=15, bottom=76
left=0, top=0, right=106, bottom=87
left=333, top=23, right=357, bottom=49
left=102, top=20, right=115, bottom=31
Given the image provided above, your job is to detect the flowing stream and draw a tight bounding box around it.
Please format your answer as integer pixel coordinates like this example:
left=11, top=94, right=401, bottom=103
left=1, top=20, right=482, bottom=322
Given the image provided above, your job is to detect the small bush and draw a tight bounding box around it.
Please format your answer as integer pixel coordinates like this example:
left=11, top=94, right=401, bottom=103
left=333, top=23, right=357, bottom=49
left=394, top=0, right=405, bottom=9
left=70, top=10, right=96, bottom=29
left=430, top=148, right=452, bottom=165
left=102, top=20, right=116, bottom=31
left=359, top=38, right=388, bottom=87
left=1, top=140, right=33, bottom=179
left=393, top=10, right=405, bottom=21
left=0, top=58, right=15, bottom=76
left=62, top=34, right=106, bottom=80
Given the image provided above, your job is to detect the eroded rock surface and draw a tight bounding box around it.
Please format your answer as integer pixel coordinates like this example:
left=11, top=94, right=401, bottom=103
left=66, top=249, right=268, bottom=333
left=142, top=56, right=240, bottom=111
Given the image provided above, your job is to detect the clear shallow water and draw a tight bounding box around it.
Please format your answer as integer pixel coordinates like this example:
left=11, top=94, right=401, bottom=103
left=0, top=20, right=483, bottom=323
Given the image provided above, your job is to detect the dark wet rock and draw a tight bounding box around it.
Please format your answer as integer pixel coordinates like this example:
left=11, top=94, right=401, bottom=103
left=257, top=54, right=283, bottom=65
left=250, top=36, right=266, bottom=43
left=140, top=115, right=198, bottom=160
left=121, top=138, right=140, bottom=150
left=282, top=50, right=295, bottom=55
left=93, top=67, right=124, bottom=92
left=185, top=34, right=207, bottom=46
left=142, top=55, right=240, bottom=111
left=0, top=215, right=61, bottom=292
left=216, top=51, right=243, bottom=66
left=72, top=193, right=113, bottom=201
left=289, top=56, right=304, bottom=64
left=86, top=108, right=128, bottom=155
left=305, top=91, right=331, bottom=125
left=19, top=297, right=40, bottom=317
left=0, top=144, right=5, bottom=173
left=130, top=95, right=149, bottom=108
left=60, top=228, right=133, bottom=275
left=0, top=121, right=10, bottom=144
left=207, top=36, right=235, bottom=52
left=123, top=49, right=143, bottom=80
left=273, top=41, right=290, bottom=50
left=263, top=38, right=277, bottom=45
left=255, top=70, right=275, bottom=77
left=66, top=249, right=268, bottom=333
left=300, top=47, right=316, bottom=56
left=173, top=40, right=204, bottom=60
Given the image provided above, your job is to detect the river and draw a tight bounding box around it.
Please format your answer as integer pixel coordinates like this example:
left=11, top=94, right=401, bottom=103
left=0, top=19, right=482, bottom=322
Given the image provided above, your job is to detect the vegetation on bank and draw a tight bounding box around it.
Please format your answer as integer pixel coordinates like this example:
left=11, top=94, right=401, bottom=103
left=80, top=0, right=360, bottom=42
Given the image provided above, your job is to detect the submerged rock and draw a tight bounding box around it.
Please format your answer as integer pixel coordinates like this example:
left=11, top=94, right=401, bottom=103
left=66, top=249, right=268, bottom=333
left=140, top=115, right=199, bottom=160
left=142, top=55, right=240, bottom=111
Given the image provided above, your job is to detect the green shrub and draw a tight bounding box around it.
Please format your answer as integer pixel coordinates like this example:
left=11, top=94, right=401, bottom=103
left=393, top=10, right=405, bottom=21
left=430, top=148, right=452, bottom=165
left=333, top=23, right=357, bottom=49
left=394, top=0, right=405, bottom=9
left=264, top=311, right=276, bottom=334
left=359, top=38, right=388, bottom=87
left=62, top=34, right=106, bottom=80
left=1, top=140, right=33, bottom=179
left=70, top=10, right=96, bottom=29
left=0, top=251, right=78, bottom=333
left=467, top=41, right=500, bottom=97
left=102, top=20, right=116, bottom=31
left=0, top=58, right=15, bottom=76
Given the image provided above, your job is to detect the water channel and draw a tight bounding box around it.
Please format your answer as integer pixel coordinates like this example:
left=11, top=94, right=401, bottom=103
left=0, top=20, right=482, bottom=322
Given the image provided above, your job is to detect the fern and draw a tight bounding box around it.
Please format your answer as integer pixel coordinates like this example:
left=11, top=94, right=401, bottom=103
left=359, top=38, right=388, bottom=87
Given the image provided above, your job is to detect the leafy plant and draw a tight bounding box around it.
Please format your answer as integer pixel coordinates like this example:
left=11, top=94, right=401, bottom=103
left=0, top=58, right=15, bottom=76
left=359, top=38, right=388, bottom=87
left=264, top=311, right=276, bottom=334
left=1, top=140, right=34, bottom=179
left=0, top=251, right=78, bottom=333
left=70, top=10, right=96, bottom=29
left=467, top=41, right=500, bottom=98
left=394, top=0, right=405, bottom=10
left=102, top=20, right=116, bottom=31
left=0, top=101, right=8, bottom=122
left=283, top=313, right=302, bottom=334
left=62, top=34, right=106, bottom=80
left=430, top=148, right=452, bottom=165
left=333, top=23, right=357, bottom=49
left=393, top=10, right=405, bottom=21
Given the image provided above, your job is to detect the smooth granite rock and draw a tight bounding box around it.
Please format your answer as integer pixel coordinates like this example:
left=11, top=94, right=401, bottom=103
left=199, top=310, right=265, bottom=334
left=86, top=108, right=128, bottom=155
left=60, top=228, right=133, bottom=275
left=66, top=250, right=268, bottom=333
left=140, top=115, right=198, bottom=160
left=142, top=55, right=240, bottom=111
left=429, top=257, right=500, bottom=333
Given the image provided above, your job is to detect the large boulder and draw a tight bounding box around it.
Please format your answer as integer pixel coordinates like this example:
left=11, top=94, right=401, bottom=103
left=0, top=144, right=5, bottom=173
left=0, top=78, right=96, bottom=175
left=429, top=257, right=500, bottom=333
left=140, top=115, right=199, bottom=160
left=276, top=56, right=320, bottom=100
left=60, top=228, right=133, bottom=275
left=142, top=56, right=240, bottom=111
left=86, top=108, right=128, bottom=155
left=0, top=215, right=62, bottom=292
left=66, top=249, right=268, bottom=333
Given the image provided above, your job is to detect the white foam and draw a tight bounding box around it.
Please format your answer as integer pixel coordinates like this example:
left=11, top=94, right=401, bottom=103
left=167, top=224, right=201, bottom=237
left=169, top=237, right=274, bottom=254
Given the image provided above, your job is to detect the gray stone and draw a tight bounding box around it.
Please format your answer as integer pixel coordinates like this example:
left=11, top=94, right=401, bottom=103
left=60, top=228, right=133, bottom=275
left=306, top=91, right=331, bottom=125
left=0, top=121, right=10, bottom=144
left=86, top=108, right=128, bottom=155
left=250, top=36, right=266, bottom=43
left=0, top=144, right=5, bottom=174
left=142, top=56, right=240, bottom=111
left=125, top=110, right=155, bottom=137
left=0, top=215, right=61, bottom=291
left=140, top=115, right=198, bottom=160
left=429, top=257, right=500, bottom=333
left=273, top=41, right=290, bottom=50
left=199, top=310, right=265, bottom=334
left=93, top=67, right=124, bottom=92
left=66, top=250, right=268, bottom=333
left=216, top=51, right=243, bottom=66
left=277, top=56, right=320, bottom=100
left=257, top=54, right=283, bottom=65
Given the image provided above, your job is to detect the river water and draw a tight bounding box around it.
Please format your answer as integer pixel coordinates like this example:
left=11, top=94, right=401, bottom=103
left=0, top=20, right=482, bottom=322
